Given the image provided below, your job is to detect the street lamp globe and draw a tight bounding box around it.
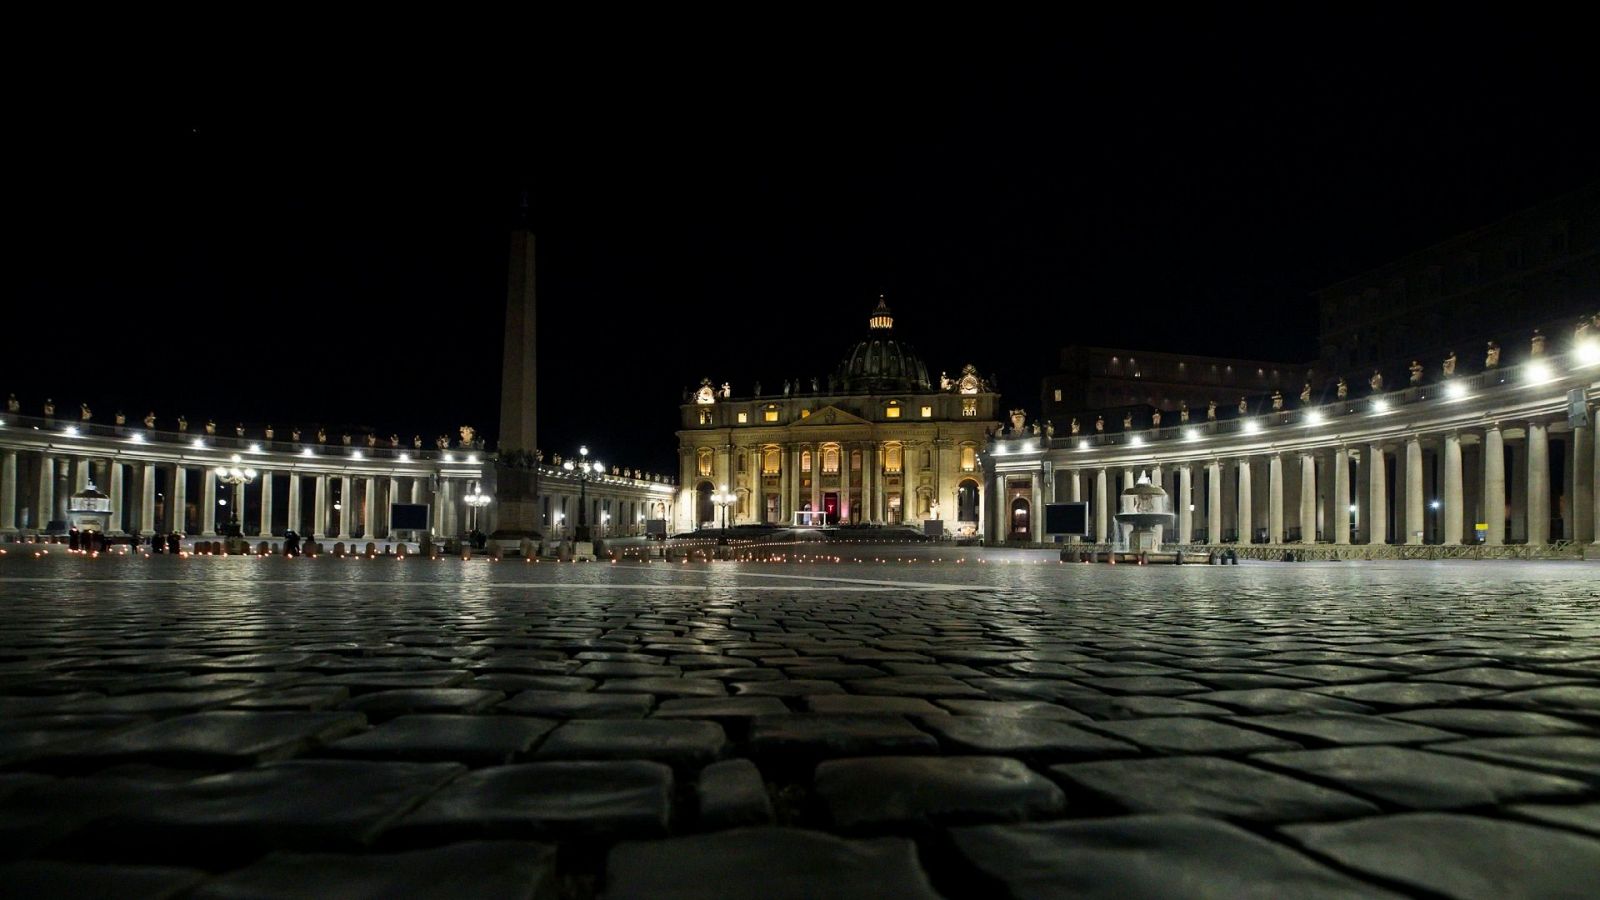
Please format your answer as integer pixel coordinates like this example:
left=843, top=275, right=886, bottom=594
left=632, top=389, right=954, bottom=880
left=563, top=447, right=604, bottom=541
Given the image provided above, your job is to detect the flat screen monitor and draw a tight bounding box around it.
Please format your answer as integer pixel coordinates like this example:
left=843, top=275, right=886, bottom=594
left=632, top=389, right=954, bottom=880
left=1045, top=501, right=1089, bottom=536
left=390, top=503, right=430, bottom=531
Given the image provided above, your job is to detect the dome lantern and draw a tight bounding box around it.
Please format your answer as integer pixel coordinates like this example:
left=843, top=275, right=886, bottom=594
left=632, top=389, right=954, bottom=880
left=869, top=294, right=894, bottom=330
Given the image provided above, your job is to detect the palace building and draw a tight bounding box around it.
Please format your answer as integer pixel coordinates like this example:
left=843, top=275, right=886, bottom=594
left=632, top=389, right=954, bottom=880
left=675, top=297, right=1001, bottom=534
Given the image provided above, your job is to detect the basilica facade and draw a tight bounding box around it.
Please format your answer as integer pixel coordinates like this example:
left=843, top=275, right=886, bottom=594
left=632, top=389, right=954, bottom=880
left=674, top=298, right=1000, bottom=534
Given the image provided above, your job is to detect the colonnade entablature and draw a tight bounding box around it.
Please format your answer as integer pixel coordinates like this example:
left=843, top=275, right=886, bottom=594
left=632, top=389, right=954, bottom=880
left=981, top=352, right=1600, bottom=549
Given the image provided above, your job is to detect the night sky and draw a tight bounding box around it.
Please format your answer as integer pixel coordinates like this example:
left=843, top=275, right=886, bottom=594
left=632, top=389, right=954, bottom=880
left=10, top=16, right=1600, bottom=473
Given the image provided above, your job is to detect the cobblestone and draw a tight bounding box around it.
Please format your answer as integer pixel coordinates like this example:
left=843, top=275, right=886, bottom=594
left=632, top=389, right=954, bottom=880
left=1, top=554, right=1597, bottom=895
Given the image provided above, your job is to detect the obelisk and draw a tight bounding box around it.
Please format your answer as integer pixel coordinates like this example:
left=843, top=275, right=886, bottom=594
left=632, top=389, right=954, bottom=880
left=491, top=197, right=541, bottom=541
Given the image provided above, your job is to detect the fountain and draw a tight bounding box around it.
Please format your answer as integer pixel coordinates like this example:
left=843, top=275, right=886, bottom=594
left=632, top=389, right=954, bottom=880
left=1107, top=471, right=1187, bottom=563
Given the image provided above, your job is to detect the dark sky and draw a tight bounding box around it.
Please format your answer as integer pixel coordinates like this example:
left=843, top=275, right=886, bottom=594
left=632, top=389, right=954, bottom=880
left=10, top=14, right=1600, bottom=473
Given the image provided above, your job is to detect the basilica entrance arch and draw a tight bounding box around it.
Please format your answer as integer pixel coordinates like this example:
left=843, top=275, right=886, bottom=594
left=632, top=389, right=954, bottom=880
left=1009, top=496, right=1031, bottom=540
left=957, top=479, right=979, bottom=525
left=696, top=481, right=714, bottom=528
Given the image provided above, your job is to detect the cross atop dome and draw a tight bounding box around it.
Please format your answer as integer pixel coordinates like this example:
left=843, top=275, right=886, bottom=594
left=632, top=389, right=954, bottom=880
left=869, top=294, right=894, bottom=330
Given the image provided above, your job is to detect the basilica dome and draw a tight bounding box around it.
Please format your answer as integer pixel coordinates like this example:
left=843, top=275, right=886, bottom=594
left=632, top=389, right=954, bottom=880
left=835, top=296, right=932, bottom=394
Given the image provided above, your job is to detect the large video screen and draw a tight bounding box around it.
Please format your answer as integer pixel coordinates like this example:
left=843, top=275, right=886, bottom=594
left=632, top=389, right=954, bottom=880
left=1044, top=502, right=1089, bottom=536
left=390, top=503, right=430, bottom=531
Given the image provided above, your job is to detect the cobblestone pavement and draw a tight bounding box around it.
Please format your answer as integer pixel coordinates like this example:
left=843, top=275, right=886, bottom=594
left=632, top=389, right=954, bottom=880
left=1, top=551, right=1598, bottom=898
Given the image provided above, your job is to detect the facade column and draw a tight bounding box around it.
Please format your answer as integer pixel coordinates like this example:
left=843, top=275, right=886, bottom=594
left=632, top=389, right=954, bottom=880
left=201, top=469, right=218, bottom=537
left=1527, top=421, right=1549, bottom=545
left=1094, top=468, right=1109, bottom=542
left=1333, top=448, right=1350, bottom=544
left=259, top=471, right=273, bottom=537
left=0, top=450, right=15, bottom=533
left=139, top=463, right=156, bottom=534
left=108, top=460, right=124, bottom=533
left=1367, top=444, right=1387, bottom=545
left=1592, top=407, right=1600, bottom=545
left=171, top=465, right=188, bottom=534
left=1267, top=454, right=1283, bottom=543
left=1299, top=452, right=1317, bottom=543
left=1030, top=470, right=1043, bottom=544
left=1484, top=426, right=1505, bottom=546
left=313, top=475, right=328, bottom=540
left=74, top=457, right=90, bottom=492
left=1237, top=458, right=1253, bottom=544
left=37, top=454, right=54, bottom=532
left=1443, top=432, right=1463, bottom=545
left=364, top=476, right=378, bottom=540
left=1177, top=464, right=1192, bottom=544
left=1206, top=461, right=1221, bottom=544
left=1573, top=420, right=1593, bottom=544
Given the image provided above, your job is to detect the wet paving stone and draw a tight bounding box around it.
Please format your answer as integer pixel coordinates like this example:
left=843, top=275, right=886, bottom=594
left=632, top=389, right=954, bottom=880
left=605, top=827, right=940, bottom=899
left=31, top=711, right=368, bottom=771
left=1305, top=681, right=1502, bottom=708
left=322, top=715, right=557, bottom=765
left=1252, top=745, right=1592, bottom=809
left=1082, top=717, right=1302, bottom=755
left=800, top=695, right=947, bottom=716
left=535, top=719, right=728, bottom=768
left=918, top=716, right=1138, bottom=760
left=340, top=688, right=505, bottom=720
left=1383, top=708, right=1594, bottom=736
left=82, top=760, right=465, bottom=861
left=747, top=715, right=939, bottom=762
left=815, top=755, right=1066, bottom=829
left=1187, top=688, right=1375, bottom=715
left=497, top=690, right=653, bottom=719
left=0, top=860, right=208, bottom=900
left=948, top=814, right=1393, bottom=899
left=1050, top=756, right=1378, bottom=823
left=187, top=840, right=557, bottom=900
left=651, top=696, right=791, bottom=721
left=393, top=761, right=672, bottom=842
left=1231, top=711, right=1464, bottom=746
left=596, top=677, right=728, bottom=698
left=694, top=759, right=773, bottom=829
left=1282, top=812, right=1600, bottom=899
left=1506, top=801, right=1600, bottom=837
left=1425, top=735, right=1600, bottom=783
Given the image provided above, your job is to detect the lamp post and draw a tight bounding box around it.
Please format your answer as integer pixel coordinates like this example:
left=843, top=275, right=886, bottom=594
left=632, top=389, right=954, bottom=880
left=714, top=486, right=737, bottom=534
left=561, top=445, right=604, bottom=542
left=212, top=455, right=257, bottom=539
left=464, top=483, right=491, bottom=537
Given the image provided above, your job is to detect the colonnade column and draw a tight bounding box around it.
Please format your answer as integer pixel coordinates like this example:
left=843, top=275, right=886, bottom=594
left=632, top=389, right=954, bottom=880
left=1333, top=448, right=1350, bottom=544
left=1573, top=419, right=1593, bottom=544
left=313, top=475, right=328, bottom=540
left=1236, top=458, right=1252, bottom=544
left=108, top=461, right=124, bottom=533
left=171, top=465, right=187, bottom=534
left=1592, top=408, right=1600, bottom=546
left=74, top=457, right=89, bottom=492
left=0, top=450, right=15, bottom=533
left=258, top=472, right=273, bottom=537
left=1405, top=439, right=1423, bottom=544
left=201, top=470, right=218, bottom=537
left=1267, top=455, right=1283, bottom=544
left=1367, top=444, right=1387, bottom=545
left=1483, top=426, right=1505, bottom=545
left=1094, top=468, right=1108, bottom=542
left=287, top=474, right=302, bottom=535
left=1298, top=453, right=1316, bottom=543
left=139, top=463, right=156, bottom=534
left=364, top=476, right=378, bottom=539
left=1526, top=421, right=1549, bottom=545
left=1206, top=461, right=1221, bottom=544
left=1177, top=465, right=1192, bottom=544
left=1030, top=470, right=1043, bottom=544
left=338, top=478, right=355, bottom=539
left=38, top=455, right=54, bottom=532
left=1442, top=432, right=1463, bottom=545
left=387, top=476, right=400, bottom=535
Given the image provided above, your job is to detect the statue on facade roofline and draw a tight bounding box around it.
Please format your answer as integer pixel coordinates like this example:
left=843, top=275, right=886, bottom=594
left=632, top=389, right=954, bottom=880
left=177, top=415, right=187, bottom=431
left=43, top=398, right=55, bottom=417
left=1336, top=378, right=1347, bottom=399
left=389, top=433, right=399, bottom=447
left=1300, top=382, right=1312, bottom=403
left=940, top=371, right=952, bottom=391
left=1070, top=417, right=1080, bottom=435
left=115, top=411, right=125, bottom=426
left=1485, top=341, right=1501, bottom=369
left=1237, top=397, right=1248, bottom=415
left=1530, top=329, right=1546, bottom=356
left=720, top=382, right=731, bottom=398
left=1409, top=360, right=1424, bottom=384
left=1271, top=390, right=1283, bottom=411
left=753, top=381, right=761, bottom=396
left=1443, top=351, right=1457, bottom=377
left=1179, top=401, right=1189, bottom=423
left=5, top=394, right=17, bottom=414
left=1122, top=412, right=1133, bottom=430
left=436, top=435, right=449, bottom=449
left=460, top=425, right=476, bottom=447
left=1369, top=370, right=1383, bottom=392
left=366, top=434, right=377, bottom=447
left=1095, top=415, right=1105, bottom=432
left=341, top=433, right=352, bottom=446
left=266, top=425, right=275, bottom=440
left=292, top=427, right=302, bottom=442
left=1206, top=400, right=1216, bottom=421
left=412, top=435, right=421, bottom=448
left=205, top=419, right=217, bottom=435
left=1152, top=410, right=1162, bottom=427
left=81, top=403, right=92, bottom=422
left=144, top=411, right=156, bottom=428
left=236, top=423, right=245, bottom=437
left=1045, top=420, right=1055, bottom=437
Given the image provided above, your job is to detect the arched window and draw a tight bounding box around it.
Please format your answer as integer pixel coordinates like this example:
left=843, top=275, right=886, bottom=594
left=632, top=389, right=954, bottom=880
left=801, top=450, right=812, bottom=473
left=851, top=450, right=862, bottom=471
left=762, top=446, right=781, bottom=475
left=697, top=447, right=713, bottom=477
left=822, top=445, right=839, bottom=474
left=960, top=445, right=977, bottom=472
left=884, top=443, right=903, bottom=473
left=920, top=449, right=931, bottom=469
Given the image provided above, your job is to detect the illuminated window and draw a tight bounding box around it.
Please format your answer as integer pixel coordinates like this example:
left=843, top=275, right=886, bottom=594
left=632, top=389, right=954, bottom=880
left=920, top=406, right=932, bottom=418
left=822, top=446, right=839, bottom=474
left=762, top=447, right=781, bottom=475
left=801, top=450, right=812, bottom=473
left=698, top=409, right=713, bottom=425
left=960, top=445, right=976, bottom=472
left=884, top=443, right=903, bottom=473
left=737, top=411, right=748, bottom=424
left=697, top=447, right=713, bottom=477
left=1053, top=389, right=1062, bottom=402
left=764, top=406, right=779, bottom=423
left=851, top=450, right=862, bottom=471
left=800, top=408, right=810, bottom=418
left=885, top=402, right=901, bottom=419
left=961, top=398, right=977, bottom=417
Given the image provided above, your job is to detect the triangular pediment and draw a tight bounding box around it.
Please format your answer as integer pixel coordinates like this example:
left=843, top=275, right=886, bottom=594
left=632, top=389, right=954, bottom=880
left=794, top=405, right=872, bottom=426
